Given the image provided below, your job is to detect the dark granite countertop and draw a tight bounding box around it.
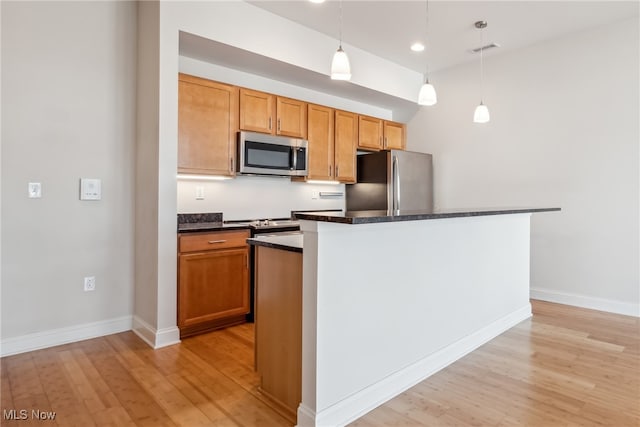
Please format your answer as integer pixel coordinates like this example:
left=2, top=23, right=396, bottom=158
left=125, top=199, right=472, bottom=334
left=247, top=232, right=303, bottom=253
left=177, top=212, right=252, bottom=233
left=177, top=222, right=252, bottom=233
left=294, top=207, right=561, bottom=225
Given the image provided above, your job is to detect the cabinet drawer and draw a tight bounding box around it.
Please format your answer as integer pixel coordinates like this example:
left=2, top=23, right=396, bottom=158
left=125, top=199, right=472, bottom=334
left=179, top=230, right=250, bottom=253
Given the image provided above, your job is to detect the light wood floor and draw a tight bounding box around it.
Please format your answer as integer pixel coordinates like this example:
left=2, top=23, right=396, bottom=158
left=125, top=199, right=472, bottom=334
left=350, top=301, right=640, bottom=427
left=1, top=300, right=638, bottom=426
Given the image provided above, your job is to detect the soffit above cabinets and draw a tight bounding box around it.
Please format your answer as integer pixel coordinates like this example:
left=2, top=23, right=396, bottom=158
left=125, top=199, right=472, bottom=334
left=179, top=31, right=420, bottom=122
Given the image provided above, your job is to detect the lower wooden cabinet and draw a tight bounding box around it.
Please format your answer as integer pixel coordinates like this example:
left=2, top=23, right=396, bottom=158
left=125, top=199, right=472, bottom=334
left=177, top=230, right=250, bottom=338
left=254, top=246, right=302, bottom=423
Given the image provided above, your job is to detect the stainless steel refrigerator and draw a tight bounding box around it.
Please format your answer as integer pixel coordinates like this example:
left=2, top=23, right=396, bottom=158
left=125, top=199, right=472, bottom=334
left=345, top=150, right=433, bottom=212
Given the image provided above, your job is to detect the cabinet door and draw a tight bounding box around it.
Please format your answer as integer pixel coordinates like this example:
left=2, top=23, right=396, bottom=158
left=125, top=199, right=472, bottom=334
left=277, top=97, right=307, bottom=138
left=240, top=88, right=275, bottom=134
left=307, top=104, right=334, bottom=180
left=384, top=120, right=406, bottom=150
left=178, top=74, right=238, bottom=176
left=178, top=247, right=249, bottom=329
left=334, top=110, right=357, bottom=183
left=358, top=115, right=383, bottom=151
left=255, top=247, right=303, bottom=421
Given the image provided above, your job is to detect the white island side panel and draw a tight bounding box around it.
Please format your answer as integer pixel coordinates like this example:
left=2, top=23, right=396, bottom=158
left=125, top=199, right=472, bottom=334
left=298, top=213, right=532, bottom=426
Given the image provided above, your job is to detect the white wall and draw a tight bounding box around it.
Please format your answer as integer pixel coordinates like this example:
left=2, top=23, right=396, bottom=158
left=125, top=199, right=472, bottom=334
left=1, top=1, right=137, bottom=352
left=178, top=176, right=344, bottom=220
left=0, top=0, right=3, bottom=342
left=408, top=18, right=639, bottom=315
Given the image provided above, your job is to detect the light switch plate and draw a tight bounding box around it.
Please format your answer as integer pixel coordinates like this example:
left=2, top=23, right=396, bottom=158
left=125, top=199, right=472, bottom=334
left=28, top=182, right=42, bottom=198
left=80, top=178, right=101, bottom=201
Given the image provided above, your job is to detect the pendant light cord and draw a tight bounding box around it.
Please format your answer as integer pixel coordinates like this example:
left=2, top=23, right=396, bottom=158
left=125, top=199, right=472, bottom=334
left=480, top=25, right=484, bottom=103
left=424, top=0, right=430, bottom=80
left=339, top=0, right=343, bottom=48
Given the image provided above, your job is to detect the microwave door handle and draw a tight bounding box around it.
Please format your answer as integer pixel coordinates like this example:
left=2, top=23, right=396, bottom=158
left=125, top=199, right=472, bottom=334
left=292, top=147, right=298, bottom=171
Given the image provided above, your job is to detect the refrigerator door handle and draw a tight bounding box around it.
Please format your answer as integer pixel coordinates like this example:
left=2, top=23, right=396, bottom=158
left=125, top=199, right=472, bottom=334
left=393, top=155, right=400, bottom=212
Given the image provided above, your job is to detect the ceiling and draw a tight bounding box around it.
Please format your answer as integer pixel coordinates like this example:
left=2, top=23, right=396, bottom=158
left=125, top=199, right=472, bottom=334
left=180, top=1, right=637, bottom=121
left=247, top=1, right=639, bottom=73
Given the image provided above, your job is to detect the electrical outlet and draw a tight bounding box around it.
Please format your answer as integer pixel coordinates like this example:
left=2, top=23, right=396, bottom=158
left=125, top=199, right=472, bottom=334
left=84, top=276, right=96, bottom=292
left=195, top=186, right=205, bottom=200
left=28, top=182, right=42, bottom=198
left=311, top=190, right=319, bottom=200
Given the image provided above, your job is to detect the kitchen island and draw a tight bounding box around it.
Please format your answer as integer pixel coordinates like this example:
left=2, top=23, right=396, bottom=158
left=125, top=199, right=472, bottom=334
left=292, top=207, right=559, bottom=427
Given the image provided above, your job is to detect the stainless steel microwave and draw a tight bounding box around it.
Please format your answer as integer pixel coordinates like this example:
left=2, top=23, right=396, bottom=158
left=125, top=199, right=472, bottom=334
left=237, top=131, right=308, bottom=177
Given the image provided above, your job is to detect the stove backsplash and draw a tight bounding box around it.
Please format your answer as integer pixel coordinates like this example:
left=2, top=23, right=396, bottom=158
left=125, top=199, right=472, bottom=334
left=177, top=175, right=345, bottom=221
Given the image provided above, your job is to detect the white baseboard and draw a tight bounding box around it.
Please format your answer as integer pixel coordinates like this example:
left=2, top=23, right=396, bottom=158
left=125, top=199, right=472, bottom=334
left=0, top=316, right=133, bottom=357
left=132, top=315, right=181, bottom=349
left=298, top=305, right=532, bottom=427
left=296, top=404, right=316, bottom=427
left=531, top=287, right=640, bottom=317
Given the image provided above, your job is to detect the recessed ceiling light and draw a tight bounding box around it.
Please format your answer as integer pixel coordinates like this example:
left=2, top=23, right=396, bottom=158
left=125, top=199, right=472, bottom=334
left=411, top=42, right=425, bottom=52
left=309, top=0, right=326, bottom=3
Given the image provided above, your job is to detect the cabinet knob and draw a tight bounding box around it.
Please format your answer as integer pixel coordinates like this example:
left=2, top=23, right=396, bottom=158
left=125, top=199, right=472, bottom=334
left=277, top=118, right=281, bottom=132
left=207, top=240, right=227, bottom=244
left=269, top=117, right=272, bottom=130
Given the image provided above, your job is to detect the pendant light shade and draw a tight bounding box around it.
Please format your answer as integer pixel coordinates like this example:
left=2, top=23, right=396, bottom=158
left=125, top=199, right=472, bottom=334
left=331, top=46, right=351, bottom=80
left=474, top=20, right=490, bottom=123
left=473, top=102, right=490, bottom=123
left=418, top=80, right=437, bottom=106
left=417, top=0, right=437, bottom=106
left=331, top=0, right=351, bottom=81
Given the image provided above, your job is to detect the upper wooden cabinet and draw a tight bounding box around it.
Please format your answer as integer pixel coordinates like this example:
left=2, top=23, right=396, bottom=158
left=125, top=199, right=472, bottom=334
left=358, top=115, right=383, bottom=151
left=307, top=104, right=334, bottom=181
left=334, top=110, right=357, bottom=183
left=178, top=74, right=238, bottom=176
left=383, top=120, right=406, bottom=150
left=240, top=89, right=307, bottom=138
left=277, top=97, right=307, bottom=139
left=305, top=106, right=357, bottom=183
left=358, top=116, right=407, bottom=152
left=178, top=74, right=406, bottom=179
left=239, top=88, right=275, bottom=134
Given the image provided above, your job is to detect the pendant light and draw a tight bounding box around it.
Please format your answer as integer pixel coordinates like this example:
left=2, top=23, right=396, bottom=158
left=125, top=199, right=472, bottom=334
left=418, top=0, right=437, bottom=106
left=331, top=0, right=351, bottom=80
left=473, top=20, right=490, bottom=123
